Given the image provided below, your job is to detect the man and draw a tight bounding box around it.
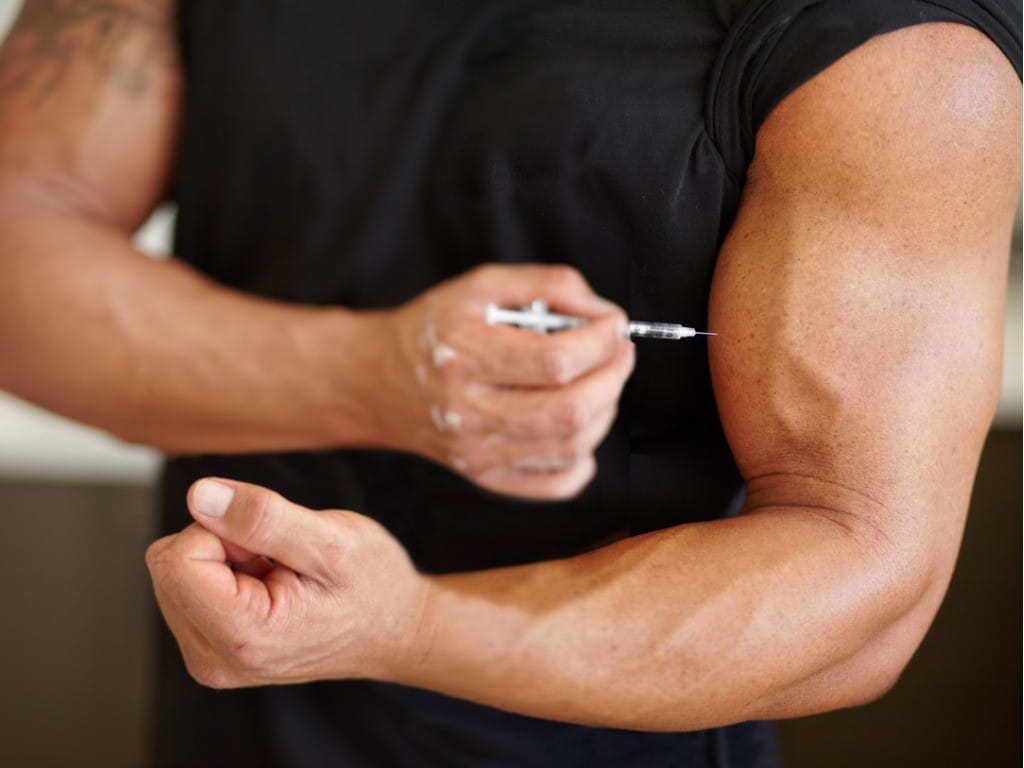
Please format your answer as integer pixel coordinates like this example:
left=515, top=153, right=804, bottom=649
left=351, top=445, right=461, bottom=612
left=0, top=0, right=1019, bottom=765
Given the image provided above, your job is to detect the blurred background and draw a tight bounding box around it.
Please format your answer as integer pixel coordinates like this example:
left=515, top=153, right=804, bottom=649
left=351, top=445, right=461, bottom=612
left=0, top=0, right=1020, bottom=765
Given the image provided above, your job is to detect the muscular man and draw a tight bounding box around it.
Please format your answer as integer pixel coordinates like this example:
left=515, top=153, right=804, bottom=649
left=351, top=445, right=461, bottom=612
left=0, top=1, right=1019, bottom=765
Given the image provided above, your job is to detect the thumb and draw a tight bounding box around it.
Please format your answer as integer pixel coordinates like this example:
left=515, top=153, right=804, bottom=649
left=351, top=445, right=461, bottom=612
left=187, top=478, right=332, bottom=580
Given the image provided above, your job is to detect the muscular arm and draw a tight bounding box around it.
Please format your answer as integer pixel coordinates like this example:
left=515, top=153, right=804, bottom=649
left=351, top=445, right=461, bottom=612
left=390, top=25, right=1020, bottom=729
left=0, top=0, right=379, bottom=453
left=0, top=1, right=631, bottom=499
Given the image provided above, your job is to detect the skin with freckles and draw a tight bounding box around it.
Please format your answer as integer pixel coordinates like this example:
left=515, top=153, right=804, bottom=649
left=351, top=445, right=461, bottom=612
left=144, top=23, right=1021, bottom=731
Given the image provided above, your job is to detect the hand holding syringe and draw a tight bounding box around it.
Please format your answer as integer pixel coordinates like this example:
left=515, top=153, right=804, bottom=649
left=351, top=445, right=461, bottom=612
left=486, top=300, right=716, bottom=339
left=362, top=264, right=662, bottom=501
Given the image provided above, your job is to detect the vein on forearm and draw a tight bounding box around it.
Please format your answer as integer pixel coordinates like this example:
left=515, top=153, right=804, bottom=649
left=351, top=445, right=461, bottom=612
left=409, top=507, right=904, bottom=731
left=0, top=198, right=341, bottom=454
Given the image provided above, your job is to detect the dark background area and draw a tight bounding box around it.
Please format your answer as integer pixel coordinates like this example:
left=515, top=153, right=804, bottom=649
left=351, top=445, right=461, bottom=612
left=0, top=429, right=1018, bottom=768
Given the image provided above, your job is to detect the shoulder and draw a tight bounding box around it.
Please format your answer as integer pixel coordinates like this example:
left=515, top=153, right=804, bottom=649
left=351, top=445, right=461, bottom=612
left=750, top=22, right=1021, bottom=197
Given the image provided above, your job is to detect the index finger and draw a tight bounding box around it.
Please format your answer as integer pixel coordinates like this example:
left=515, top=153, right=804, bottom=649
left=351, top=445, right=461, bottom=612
left=459, top=311, right=628, bottom=387
left=146, top=524, right=259, bottom=630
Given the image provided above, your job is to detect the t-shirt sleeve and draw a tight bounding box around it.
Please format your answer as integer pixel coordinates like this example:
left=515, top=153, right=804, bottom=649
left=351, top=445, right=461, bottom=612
left=706, top=0, right=1023, bottom=181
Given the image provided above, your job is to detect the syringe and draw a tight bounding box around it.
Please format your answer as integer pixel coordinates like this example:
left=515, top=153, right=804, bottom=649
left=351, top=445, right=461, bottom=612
left=485, top=301, right=716, bottom=340
left=627, top=320, right=715, bottom=339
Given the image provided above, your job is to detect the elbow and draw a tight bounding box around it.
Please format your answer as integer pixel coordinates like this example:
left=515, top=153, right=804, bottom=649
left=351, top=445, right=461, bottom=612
left=841, top=574, right=941, bottom=710
left=819, top=490, right=957, bottom=705
left=819, top=561, right=945, bottom=715
left=760, top=611, right=930, bottom=722
left=841, top=642, right=912, bottom=709
left=767, top=528, right=948, bottom=721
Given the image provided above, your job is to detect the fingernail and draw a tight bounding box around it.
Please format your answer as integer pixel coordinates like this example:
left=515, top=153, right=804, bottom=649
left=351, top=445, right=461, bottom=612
left=193, top=479, right=235, bottom=518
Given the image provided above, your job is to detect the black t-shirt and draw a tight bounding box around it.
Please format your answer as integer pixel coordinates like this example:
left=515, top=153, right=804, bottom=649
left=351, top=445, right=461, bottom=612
left=154, top=2, right=1021, bottom=765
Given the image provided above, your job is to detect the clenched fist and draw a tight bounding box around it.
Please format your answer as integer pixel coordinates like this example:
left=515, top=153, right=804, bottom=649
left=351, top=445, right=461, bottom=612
left=362, top=264, right=634, bottom=499
left=146, top=478, right=429, bottom=688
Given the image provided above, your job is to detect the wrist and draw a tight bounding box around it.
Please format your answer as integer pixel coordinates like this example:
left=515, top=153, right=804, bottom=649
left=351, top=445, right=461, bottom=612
left=302, top=305, right=395, bottom=448
left=375, top=572, right=441, bottom=684
left=381, top=570, right=514, bottom=693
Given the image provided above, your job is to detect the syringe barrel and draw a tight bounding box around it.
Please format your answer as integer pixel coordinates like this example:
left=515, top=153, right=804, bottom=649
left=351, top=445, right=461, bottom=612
left=627, top=321, right=696, bottom=339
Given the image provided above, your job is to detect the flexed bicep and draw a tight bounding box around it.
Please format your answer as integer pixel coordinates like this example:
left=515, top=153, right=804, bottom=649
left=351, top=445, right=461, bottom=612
left=708, top=22, right=1020, bottom=706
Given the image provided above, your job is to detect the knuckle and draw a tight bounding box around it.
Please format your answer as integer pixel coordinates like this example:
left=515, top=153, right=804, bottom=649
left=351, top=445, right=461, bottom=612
left=319, top=530, right=354, bottom=570
left=348, top=514, right=391, bottom=556
left=580, top=410, right=615, bottom=450
left=455, top=406, right=483, bottom=435
left=230, top=639, right=264, bottom=673
left=461, top=453, right=485, bottom=477
left=556, top=399, right=589, bottom=437
left=243, top=490, right=286, bottom=550
left=609, top=305, right=629, bottom=327
left=470, top=263, right=500, bottom=285
left=475, top=474, right=515, bottom=498
left=447, top=431, right=472, bottom=458
left=551, top=481, right=584, bottom=501
left=564, top=431, right=594, bottom=459
left=622, top=342, right=637, bottom=373
left=204, top=667, right=237, bottom=690
left=430, top=339, right=460, bottom=370
left=144, top=538, right=172, bottom=572
left=539, top=347, right=574, bottom=385
left=186, top=655, right=232, bottom=690
left=546, top=264, right=586, bottom=293
left=460, top=450, right=492, bottom=477
left=434, top=354, right=464, bottom=382
left=551, top=463, right=595, bottom=500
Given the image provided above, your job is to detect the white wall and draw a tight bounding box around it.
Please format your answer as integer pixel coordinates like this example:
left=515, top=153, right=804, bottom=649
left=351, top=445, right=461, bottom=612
left=0, top=0, right=1019, bottom=483
left=0, top=0, right=16, bottom=33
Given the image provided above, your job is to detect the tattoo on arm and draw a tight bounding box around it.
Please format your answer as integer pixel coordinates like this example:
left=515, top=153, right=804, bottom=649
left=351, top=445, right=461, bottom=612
left=0, top=0, right=178, bottom=106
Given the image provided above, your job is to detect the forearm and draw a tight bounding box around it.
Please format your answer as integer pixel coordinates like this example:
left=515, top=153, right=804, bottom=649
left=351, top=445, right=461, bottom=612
left=0, top=197, right=386, bottom=454
left=396, top=507, right=932, bottom=732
